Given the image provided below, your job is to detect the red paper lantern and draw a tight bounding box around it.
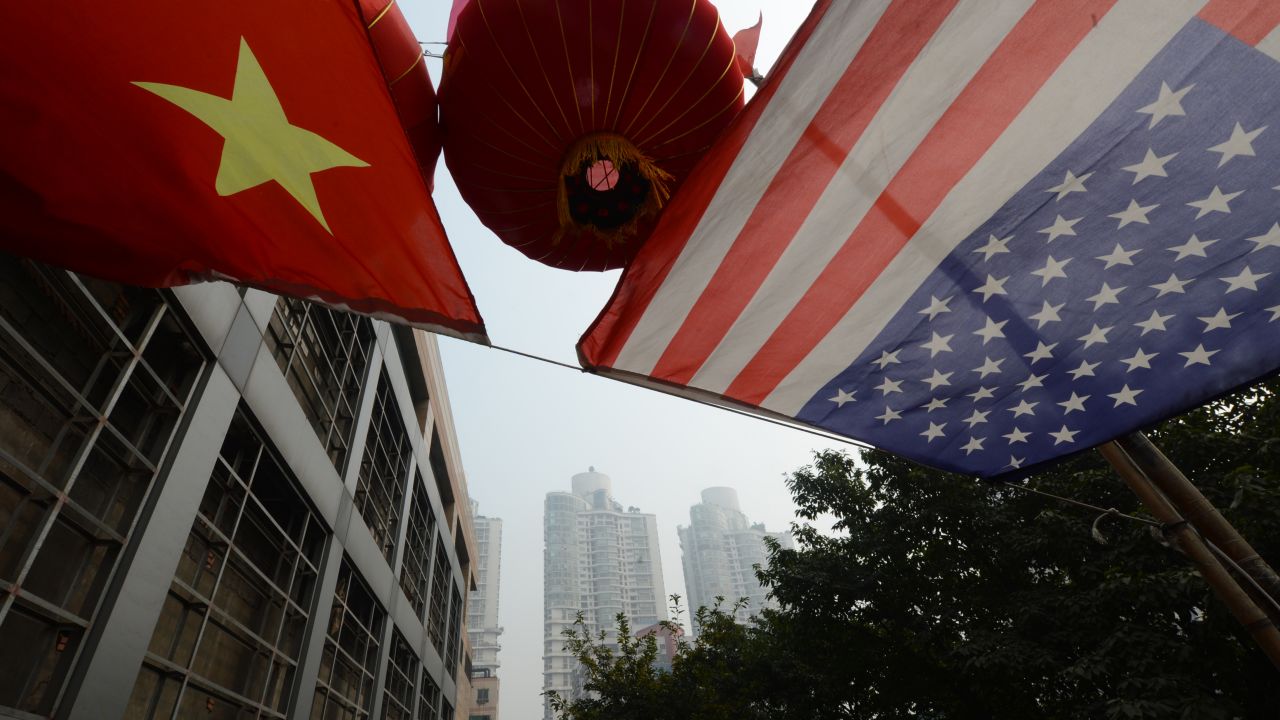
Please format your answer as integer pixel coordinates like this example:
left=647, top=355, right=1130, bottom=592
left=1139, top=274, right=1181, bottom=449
left=440, top=0, right=744, bottom=271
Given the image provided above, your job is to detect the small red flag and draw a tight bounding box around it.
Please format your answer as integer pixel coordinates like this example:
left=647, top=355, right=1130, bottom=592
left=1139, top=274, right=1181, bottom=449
left=0, top=0, right=486, bottom=342
left=732, top=13, right=764, bottom=79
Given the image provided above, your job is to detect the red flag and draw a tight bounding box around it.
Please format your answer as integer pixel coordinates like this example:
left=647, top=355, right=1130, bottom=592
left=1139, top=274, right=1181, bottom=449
left=580, top=0, right=1280, bottom=477
left=733, top=13, right=764, bottom=79
left=0, top=0, right=486, bottom=342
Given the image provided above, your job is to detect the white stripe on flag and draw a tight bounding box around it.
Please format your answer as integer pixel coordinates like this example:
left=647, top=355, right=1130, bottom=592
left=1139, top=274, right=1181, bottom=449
left=613, top=0, right=892, bottom=374
left=764, top=0, right=1208, bottom=416
left=1257, top=22, right=1280, bottom=61
left=689, top=0, right=1033, bottom=394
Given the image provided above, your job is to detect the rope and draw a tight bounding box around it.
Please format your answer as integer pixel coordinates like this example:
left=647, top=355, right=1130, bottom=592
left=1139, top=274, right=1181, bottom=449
left=999, top=481, right=1160, bottom=527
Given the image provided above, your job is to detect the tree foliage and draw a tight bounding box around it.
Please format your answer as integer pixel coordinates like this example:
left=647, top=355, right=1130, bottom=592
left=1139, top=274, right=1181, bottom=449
left=548, top=380, right=1280, bottom=719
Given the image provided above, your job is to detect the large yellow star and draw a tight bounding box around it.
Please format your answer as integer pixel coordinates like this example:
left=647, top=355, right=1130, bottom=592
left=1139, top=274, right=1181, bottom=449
left=136, top=38, right=368, bottom=232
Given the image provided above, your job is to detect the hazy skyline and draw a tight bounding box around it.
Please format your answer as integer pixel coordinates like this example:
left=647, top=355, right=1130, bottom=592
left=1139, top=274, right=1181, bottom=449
left=400, top=3, right=831, bottom=718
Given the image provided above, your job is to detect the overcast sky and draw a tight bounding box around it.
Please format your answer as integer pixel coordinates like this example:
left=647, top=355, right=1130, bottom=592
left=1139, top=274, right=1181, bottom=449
left=399, top=3, right=834, bottom=718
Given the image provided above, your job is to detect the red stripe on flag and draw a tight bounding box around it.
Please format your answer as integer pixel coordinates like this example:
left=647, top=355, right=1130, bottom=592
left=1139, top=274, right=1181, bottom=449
left=648, top=0, right=959, bottom=386
left=1198, top=0, right=1280, bottom=46
left=578, top=0, right=836, bottom=369
left=724, top=0, right=1118, bottom=406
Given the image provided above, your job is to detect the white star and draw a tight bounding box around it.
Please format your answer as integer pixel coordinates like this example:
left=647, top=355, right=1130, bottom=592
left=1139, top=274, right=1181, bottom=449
left=1198, top=307, right=1240, bottom=332
left=1108, top=384, right=1143, bottom=407
left=1207, top=122, right=1265, bottom=167
left=1268, top=305, right=1280, bottom=322
left=1167, top=234, right=1216, bottom=261
left=1025, top=341, right=1057, bottom=364
left=1085, top=283, right=1126, bottom=310
left=1028, top=300, right=1064, bottom=328
left=1122, top=147, right=1176, bottom=184
left=1246, top=223, right=1280, bottom=252
left=1008, top=399, right=1038, bottom=418
left=918, top=295, right=953, bottom=320
left=1150, top=273, right=1192, bottom=297
left=973, top=234, right=1012, bottom=262
left=829, top=388, right=856, bottom=407
left=1058, top=392, right=1089, bottom=414
left=872, top=349, right=902, bottom=370
left=973, top=356, right=1004, bottom=378
left=1046, top=169, right=1093, bottom=201
left=973, top=317, right=1008, bottom=345
left=1187, top=186, right=1242, bottom=219
left=922, top=369, right=953, bottom=390
left=1078, top=324, right=1112, bottom=349
left=1121, top=348, right=1158, bottom=371
left=973, top=275, right=1009, bottom=302
left=920, top=332, right=955, bottom=357
left=876, top=377, right=904, bottom=395
left=1067, top=359, right=1099, bottom=380
left=1031, top=256, right=1071, bottom=286
left=1017, top=373, right=1047, bottom=393
left=1038, top=215, right=1081, bottom=242
left=1008, top=455, right=1026, bottom=469
left=922, top=397, right=948, bottom=412
left=1136, top=81, right=1193, bottom=128
left=1135, top=309, right=1174, bottom=335
left=876, top=406, right=903, bottom=424
left=963, top=409, right=990, bottom=427
left=967, top=386, right=996, bottom=402
left=921, top=422, right=947, bottom=442
left=1179, top=344, right=1219, bottom=367
left=1096, top=244, right=1141, bottom=269
left=1221, top=265, right=1269, bottom=293
left=961, top=436, right=986, bottom=455
left=1050, top=425, right=1080, bottom=445
left=1109, top=199, right=1158, bottom=228
left=1003, top=427, right=1031, bottom=444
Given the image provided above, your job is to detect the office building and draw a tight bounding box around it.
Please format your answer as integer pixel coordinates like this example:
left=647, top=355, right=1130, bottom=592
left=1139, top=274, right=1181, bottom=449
left=678, top=487, right=793, bottom=633
left=464, top=500, right=502, bottom=720
left=0, top=257, right=476, bottom=720
left=542, top=468, right=665, bottom=719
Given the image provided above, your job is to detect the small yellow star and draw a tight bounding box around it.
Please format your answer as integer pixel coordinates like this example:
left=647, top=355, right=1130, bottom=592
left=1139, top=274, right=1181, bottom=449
left=136, top=38, right=368, bottom=232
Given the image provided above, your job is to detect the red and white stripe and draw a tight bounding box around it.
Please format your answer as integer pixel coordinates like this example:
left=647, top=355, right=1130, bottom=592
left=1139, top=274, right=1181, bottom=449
left=579, top=0, right=1280, bottom=417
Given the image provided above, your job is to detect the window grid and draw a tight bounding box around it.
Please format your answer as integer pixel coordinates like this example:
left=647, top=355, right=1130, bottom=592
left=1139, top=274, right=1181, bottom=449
left=354, top=374, right=412, bottom=563
left=127, top=408, right=326, bottom=720
left=426, top=539, right=450, bottom=658
left=265, top=297, right=374, bottom=472
left=381, top=629, right=418, bottom=720
left=416, top=671, right=440, bottom=720
left=444, top=585, right=462, bottom=680
left=312, top=558, right=385, bottom=720
left=0, top=260, right=204, bottom=717
left=398, top=473, right=436, bottom=622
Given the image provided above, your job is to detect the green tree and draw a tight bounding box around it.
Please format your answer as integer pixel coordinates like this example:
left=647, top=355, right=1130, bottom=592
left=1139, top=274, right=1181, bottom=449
left=549, top=380, right=1280, bottom=719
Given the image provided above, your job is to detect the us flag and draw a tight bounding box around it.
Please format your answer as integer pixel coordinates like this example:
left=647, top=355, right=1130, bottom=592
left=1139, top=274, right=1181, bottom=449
left=578, top=0, right=1280, bottom=477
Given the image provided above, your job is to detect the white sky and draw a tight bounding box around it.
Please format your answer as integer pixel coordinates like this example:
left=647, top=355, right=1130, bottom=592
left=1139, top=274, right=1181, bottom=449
left=399, top=3, right=834, bottom=718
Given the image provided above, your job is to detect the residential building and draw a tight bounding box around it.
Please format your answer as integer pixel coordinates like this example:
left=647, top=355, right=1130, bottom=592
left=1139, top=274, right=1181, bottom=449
left=543, top=468, right=666, bottom=719
left=678, top=487, right=794, bottom=633
left=464, top=499, right=502, bottom=720
left=0, top=257, right=476, bottom=720
left=635, top=622, right=683, bottom=673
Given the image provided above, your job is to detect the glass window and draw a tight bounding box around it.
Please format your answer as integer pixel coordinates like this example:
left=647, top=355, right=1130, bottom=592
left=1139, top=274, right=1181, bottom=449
left=416, top=669, right=440, bottom=720
left=399, top=472, right=436, bottom=621
left=426, top=538, right=450, bottom=658
left=265, top=297, right=374, bottom=472
left=0, top=259, right=204, bottom=717
left=312, top=557, right=385, bottom=720
left=444, top=584, right=462, bottom=679
left=354, top=374, right=412, bottom=563
left=381, top=629, right=418, bottom=720
left=127, top=407, right=326, bottom=719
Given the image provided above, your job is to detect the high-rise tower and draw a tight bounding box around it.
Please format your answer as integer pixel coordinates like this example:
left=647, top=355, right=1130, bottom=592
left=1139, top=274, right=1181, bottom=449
left=542, top=468, right=666, bottom=719
left=465, top=500, right=503, bottom=719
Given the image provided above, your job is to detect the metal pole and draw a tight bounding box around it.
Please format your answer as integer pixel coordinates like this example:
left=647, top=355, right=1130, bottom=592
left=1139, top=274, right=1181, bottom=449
left=1098, top=442, right=1280, bottom=671
left=1116, top=432, right=1280, bottom=605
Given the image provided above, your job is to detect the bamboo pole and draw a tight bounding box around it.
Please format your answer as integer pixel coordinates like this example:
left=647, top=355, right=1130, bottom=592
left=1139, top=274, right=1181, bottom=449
left=1098, top=442, right=1280, bottom=671
left=1116, top=432, right=1280, bottom=605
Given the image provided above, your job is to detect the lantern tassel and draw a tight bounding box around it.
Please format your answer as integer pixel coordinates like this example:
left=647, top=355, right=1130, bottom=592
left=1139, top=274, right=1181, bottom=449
left=556, top=132, right=674, bottom=247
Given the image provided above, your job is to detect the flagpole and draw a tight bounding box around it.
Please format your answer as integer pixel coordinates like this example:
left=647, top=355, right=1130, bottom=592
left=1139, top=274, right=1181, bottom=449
left=1116, top=432, right=1280, bottom=606
left=1098, top=442, right=1280, bottom=670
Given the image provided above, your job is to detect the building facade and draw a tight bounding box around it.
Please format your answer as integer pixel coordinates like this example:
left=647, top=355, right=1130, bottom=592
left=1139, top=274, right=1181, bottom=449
left=0, top=258, right=476, bottom=720
left=678, top=487, right=793, bottom=633
left=464, top=500, right=502, bottom=720
left=542, top=469, right=665, bottom=719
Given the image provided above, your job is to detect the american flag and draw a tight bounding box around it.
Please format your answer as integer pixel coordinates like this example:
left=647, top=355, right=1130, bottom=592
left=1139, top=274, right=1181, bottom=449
left=578, top=0, right=1280, bottom=477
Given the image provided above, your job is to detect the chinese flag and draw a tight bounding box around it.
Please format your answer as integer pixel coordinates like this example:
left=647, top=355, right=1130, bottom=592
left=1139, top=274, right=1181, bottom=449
left=0, top=0, right=486, bottom=342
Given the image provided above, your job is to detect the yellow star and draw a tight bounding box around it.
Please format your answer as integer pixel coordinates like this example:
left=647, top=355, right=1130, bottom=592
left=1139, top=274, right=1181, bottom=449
left=135, top=38, right=368, bottom=232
